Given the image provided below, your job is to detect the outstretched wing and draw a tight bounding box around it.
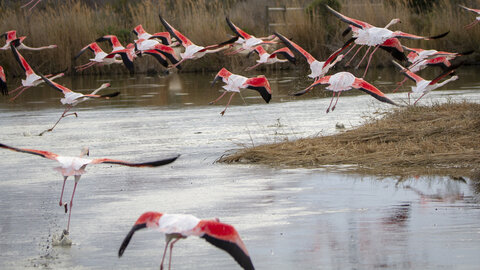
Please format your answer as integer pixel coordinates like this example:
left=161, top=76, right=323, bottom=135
left=352, top=78, right=397, bottom=105
left=75, top=42, right=104, bottom=59
left=274, top=32, right=316, bottom=64
left=10, top=41, right=34, bottom=75
left=270, top=47, right=296, bottom=64
left=325, top=5, right=371, bottom=29
left=0, top=143, right=59, bottom=161
left=106, top=49, right=135, bottom=74
left=158, top=13, right=193, bottom=47
left=96, top=35, right=124, bottom=50
left=291, top=76, right=331, bottom=96
left=459, top=5, right=480, bottom=14
left=323, top=37, right=355, bottom=68
left=143, top=50, right=169, bottom=68
left=244, top=75, right=272, bottom=103
left=91, top=154, right=179, bottom=167
left=40, top=74, right=73, bottom=94
left=212, top=68, right=232, bottom=86
left=429, top=61, right=463, bottom=85
left=149, top=32, right=172, bottom=45
left=391, top=60, right=424, bottom=83
left=226, top=17, right=252, bottom=40
left=196, top=220, right=255, bottom=270
left=392, top=31, right=449, bottom=40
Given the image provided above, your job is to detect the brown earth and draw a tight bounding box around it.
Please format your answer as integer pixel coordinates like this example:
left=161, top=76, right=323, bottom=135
left=219, top=102, right=480, bottom=177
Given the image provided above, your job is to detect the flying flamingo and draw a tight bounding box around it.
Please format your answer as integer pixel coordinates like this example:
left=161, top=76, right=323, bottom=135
left=225, top=17, right=277, bottom=55
left=292, top=71, right=397, bottom=113
left=245, top=45, right=296, bottom=70
left=326, top=5, right=449, bottom=77
left=210, top=68, right=272, bottom=115
left=0, top=144, right=179, bottom=235
left=274, top=32, right=354, bottom=80
left=74, top=42, right=123, bottom=72
left=1, top=30, right=57, bottom=51
left=392, top=60, right=461, bottom=105
left=0, top=66, right=7, bottom=96
left=21, top=0, right=42, bottom=11
left=8, top=42, right=64, bottom=102
left=459, top=5, right=480, bottom=29
left=118, top=211, right=254, bottom=270
left=132, top=24, right=173, bottom=45
left=159, top=14, right=238, bottom=68
left=38, top=75, right=119, bottom=135
left=393, top=47, right=472, bottom=92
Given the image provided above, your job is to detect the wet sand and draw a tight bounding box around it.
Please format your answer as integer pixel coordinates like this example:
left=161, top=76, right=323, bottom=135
left=1, top=68, right=480, bottom=269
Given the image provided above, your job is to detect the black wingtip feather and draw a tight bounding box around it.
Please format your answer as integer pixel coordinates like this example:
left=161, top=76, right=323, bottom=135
left=202, top=234, right=255, bottom=270
left=118, top=223, right=147, bottom=258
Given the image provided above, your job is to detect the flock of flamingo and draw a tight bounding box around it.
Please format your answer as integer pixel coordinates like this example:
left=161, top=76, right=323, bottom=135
left=1, top=2, right=479, bottom=269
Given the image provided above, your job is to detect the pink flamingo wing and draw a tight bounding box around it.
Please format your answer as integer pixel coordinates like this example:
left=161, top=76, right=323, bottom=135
left=429, top=62, right=463, bottom=85
left=149, top=32, right=172, bottom=45
left=226, top=17, right=252, bottom=40
left=40, top=74, right=72, bottom=94
left=158, top=14, right=193, bottom=47
left=10, top=43, right=34, bottom=75
left=244, top=76, right=272, bottom=103
left=459, top=5, right=480, bottom=14
left=195, top=220, right=254, bottom=270
left=353, top=78, right=396, bottom=105
left=323, top=38, right=355, bottom=68
left=91, top=155, right=179, bottom=167
left=274, top=32, right=316, bottom=64
left=0, top=143, right=59, bottom=161
left=325, top=5, right=371, bottom=29
left=292, top=76, right=331, bottom=96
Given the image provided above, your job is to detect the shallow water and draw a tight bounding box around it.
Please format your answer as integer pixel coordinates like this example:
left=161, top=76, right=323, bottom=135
left=1, top=67, right=480, bottom=269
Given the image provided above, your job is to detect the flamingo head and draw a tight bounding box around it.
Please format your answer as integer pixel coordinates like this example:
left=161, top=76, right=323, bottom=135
left=386, top=18, right=401, bottom=29
left=80, top=147, right=89, bottom=157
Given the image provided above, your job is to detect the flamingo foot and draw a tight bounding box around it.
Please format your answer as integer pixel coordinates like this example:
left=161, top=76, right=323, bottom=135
left=220, top=110, right=226, bottom=116
left=64, top=203, right=68, bottom=213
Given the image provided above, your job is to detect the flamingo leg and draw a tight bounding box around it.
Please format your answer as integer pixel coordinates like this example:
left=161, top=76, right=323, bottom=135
left=245, top=62, right=261, bottom=71
left=355, top=46, right=372, bottom=70
left=465, top=20, right=479, bottom=29
left=66, top=176, right=80, bottom=232
left=9, top=85, right=27, bottom=94
left=208, top=91, right=227, bottom=105
left=362, top=45, right=380, bottom=78
left=413, top=92, right=427, bottom=105
left=59, top=176, right=68, bottom=209
left=9, top=86, right=31, bottom=102
left=343, top=43, right=357, bottom=59
left=170, top=58, right=186, bottom=68
left=345, top=45, right=363, bottom=67
left=220, top=92, right=236, bottom=116
left=159, top=237, right=172, bottom=270
left=408, top=92, right=411, bottom=105
left=20, top=0, right=37, bottom=8
left=393, top=78, right=408, bottom=93
left=331, top=91, right=342, bottom=111
left=38, top=106, right=73, bottom=136
left=226, top=47, right=245, bottom=55
left=167, top=238, right=181, bottom=270
left=76, top=62, right=96, bottom=72
left=326, top=91, right=336, bottom=113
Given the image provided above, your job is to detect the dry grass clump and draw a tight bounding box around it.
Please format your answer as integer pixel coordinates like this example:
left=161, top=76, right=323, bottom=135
left=220, top=102, right=480, bottom=176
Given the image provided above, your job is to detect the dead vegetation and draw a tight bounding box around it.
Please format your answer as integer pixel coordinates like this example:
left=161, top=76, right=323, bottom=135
left=219, top=102, right=480, bottom=176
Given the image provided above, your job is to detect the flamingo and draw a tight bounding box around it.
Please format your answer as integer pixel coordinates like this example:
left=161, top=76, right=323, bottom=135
left=8, top=42, right=64, bottom=102
left=74, top=42, right=124, bottom=72
left=326, top=5, right=449, bottom=77
left=0, top=66, right=7, bottom=96
left=210, top=68, right=271, bottom=115
left=0, top=144, right=179, bottom=234
left=159, top=14, right=238, bottom=68
left=225, top=17, right=278, bottom=55
left=274, top=32, right=354, bottom=80
left=96, top=35, right=125, bottom=52
left=245, top=46, right=296, bottom=70
left=38, top=75, right=119, bottom=135
left=1, top=30, right=57, bottom=51
left=392, top=60, right=461, bottom=105
left=118, top=211, right=254, bottom=270
left=459, top=5, right=480, bottom=29
left=393, top=47, right=472, bottom=92
left=292, top=71, right=397, bottom=113
left=21, top=0, right=42, bottom=11
left=132, top=24, right=173, bottom=45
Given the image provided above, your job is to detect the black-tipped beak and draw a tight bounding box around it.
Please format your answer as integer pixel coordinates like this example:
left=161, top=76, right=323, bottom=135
left=118, top=223, right=147, bottom=257
left=211, top=76, right=221, bottom=87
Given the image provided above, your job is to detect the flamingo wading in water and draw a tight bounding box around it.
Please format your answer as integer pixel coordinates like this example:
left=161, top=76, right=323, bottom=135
left=392, top=60, right=461, bottom=105
left=210, top=68, right=272, bottom=115
left=0, top=144, right=179, bottom=236
left=38, top=75, right=119, bottom=135
left=118, top=211, right=255, bottom=270
left=292, top=71, right=397, bottom=113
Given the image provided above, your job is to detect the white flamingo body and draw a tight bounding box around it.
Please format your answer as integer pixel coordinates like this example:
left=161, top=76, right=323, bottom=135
left=325, top=72, right=356, bottom=91
left=180, top=44, right=206, bottom=60
left=222, top=74, right=248, bottom=92
left=156, top=214, right=201, bottom=235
